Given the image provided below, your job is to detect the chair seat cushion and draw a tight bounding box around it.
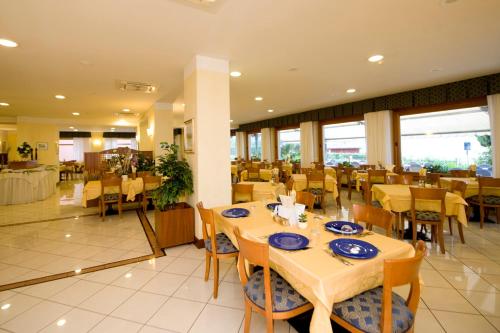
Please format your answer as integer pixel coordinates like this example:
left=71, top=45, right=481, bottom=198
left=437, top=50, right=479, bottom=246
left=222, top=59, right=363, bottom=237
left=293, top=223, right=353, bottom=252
left=371, top=201, right=383, bottom=208
left=415, top=210, right=441, bottom=221
left=103, top=193, right=120, bottom=201
left=308, top=188, right=324, bottom=196
left=333, top=287, right=414, bottom=333
left=244, top=270, right=309, bottom=313
left=469, top=195, right=500, bottom=205
left=204, top=233, right=238, bottom=254
left=144, top=189, right=156, bottom=197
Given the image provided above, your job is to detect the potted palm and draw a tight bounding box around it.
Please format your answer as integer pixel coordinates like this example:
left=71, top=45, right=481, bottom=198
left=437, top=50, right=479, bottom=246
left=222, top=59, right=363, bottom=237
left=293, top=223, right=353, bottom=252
left=153, top=142, right=195, bottom=248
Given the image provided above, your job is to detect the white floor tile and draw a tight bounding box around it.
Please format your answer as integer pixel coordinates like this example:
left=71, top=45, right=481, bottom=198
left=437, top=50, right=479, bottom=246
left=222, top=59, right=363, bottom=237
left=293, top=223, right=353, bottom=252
left=39, top=308, right=105, bottom=333
left=0, top=293, right=42, bottom=325
left=49, top=280, right=105, bottom=306
left=79, top=285, right=135, bottom=315
left=140, top=272, right=188, bottom=296
left=173, top=277, right=214, bottom=302
left=209, top=281, right=245, bottom=309
left=433, top=310, right=497, bottom=333
left=189, top=304, right=244, bottom=333
left=1, top=300, right=70, bottom=333
left=89, top=316, right=142, bottom=333
left=21, top=277, right=79, bottom=299
left=111, top=291, right=168, bottom=324
left=162, top=257, right=202, bottom=276
left=147, top=297, right=205, bottom=332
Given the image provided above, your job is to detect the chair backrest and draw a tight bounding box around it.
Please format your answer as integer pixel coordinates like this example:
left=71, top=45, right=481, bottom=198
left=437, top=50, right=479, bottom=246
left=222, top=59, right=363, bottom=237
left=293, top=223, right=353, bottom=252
left=386, top=174, right=403, bottom=185
left=196, top=202, right=217, bottom=253
left=478, top=177, right=500, bottom=201
left=137, top=171, right=153, bottom=177
left=234, top=227, right=273, bottom=316
left=102, top=172, right=119, bottom=180
left=101, top=177, right=122, bottom=198
left=232, top=183, right=254, bottom=203
left=450, top=180, right=467, bottom=198
left=393, top=165, right=403, bottom=174
left=359, top=164, right=375, bottom=170
left=143, top=175, right=162, bottom=191
left=296, top=191, right=315, bottom=212
left=301, top=167, right=313, bottom=175
left=368, top=169, right=387, bottom=184
left=409, top=187, right=447, bottom=221
left=381, top=241, right=426, bottom=332
left=313, top=162, right=324, bottom=171
left=306, top=171, right=325, bottom=188
left=401, top=172, right=418, bottom=185
left=285, top=178, right=294, bottom=195
left=450, top=169, right=469, bottom=178
left=426, top=173, right=441, bottom=187
left=352, top=204, right=393, bottom=237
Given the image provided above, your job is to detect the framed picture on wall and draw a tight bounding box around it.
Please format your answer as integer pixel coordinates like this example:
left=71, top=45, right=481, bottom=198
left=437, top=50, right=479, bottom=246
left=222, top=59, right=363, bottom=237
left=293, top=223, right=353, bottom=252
left=184, top=119, right=194, bottom=153
left=36, top=142, right=48, bottom=150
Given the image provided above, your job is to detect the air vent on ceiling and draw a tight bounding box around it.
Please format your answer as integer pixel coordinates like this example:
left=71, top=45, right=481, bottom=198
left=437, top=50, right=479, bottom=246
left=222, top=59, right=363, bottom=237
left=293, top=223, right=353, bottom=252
left=117, top=80, right=157, bottom=94
left=114, top=112, right=140, bottom=117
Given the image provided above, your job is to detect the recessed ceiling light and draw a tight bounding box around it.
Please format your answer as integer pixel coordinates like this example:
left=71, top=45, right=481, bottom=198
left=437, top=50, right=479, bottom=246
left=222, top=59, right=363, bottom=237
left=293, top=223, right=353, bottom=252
left=230, top=120, right=233, bottom=123
left=368, top=54, right=384, bottom=63
left=0, top=102, right=9, bottom=107
left=0, top=39, right=18, bottom=48
left=72, top=112, right=80, bottom=116
left=230, top=71, right=242, bottom=77
left=73, top=129, right=78, bottom=132
left=65, top=234, right=71, bottom=238
left=255, top=96, right=263, bottom=101
left=346, top=88, right=356, bottom=94
left=267, top=109, right=274, bottom=113
left=122, top=108, right=130, bottom=112
left=57, top=319, right=66, bottom=327
left=69, top=126, right=74, bottom=129
left=111, top=127, right=115, bottom=130
left=1, top=304, right=11, bottom=310
left=55, top=95, right=66, bottom=100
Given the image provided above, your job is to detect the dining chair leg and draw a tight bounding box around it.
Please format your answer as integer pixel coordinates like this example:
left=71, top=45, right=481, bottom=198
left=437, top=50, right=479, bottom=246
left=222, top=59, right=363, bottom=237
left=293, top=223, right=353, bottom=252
left=412, top=221, right=417, bottom=246
left=243, top=301, right=252, bottom=333
left=480, top=205, right=484, bottom=229
left=448, top=217, right=453, bottom=235
left=266, top=315, right=274, bottom=333
left=348, top=185, right=352, bottom=200
left=204, top=252, right=211, bottom=281
left=438, top=223, right=445, bottom=254
left=213, top=258, right=219, bottom=299
left=457, top=221, right=465, bottom=244
left=119, top=200, right=122, bottom=218
left=496, top=207, right=500, bottom=224
left=102, top=202, right=106, bottom=221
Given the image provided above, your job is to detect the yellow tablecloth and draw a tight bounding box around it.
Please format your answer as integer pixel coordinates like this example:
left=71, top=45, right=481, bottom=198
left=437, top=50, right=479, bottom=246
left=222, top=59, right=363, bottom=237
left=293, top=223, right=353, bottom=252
left=82, top=178, right=145, bottom=207
left=438, top=177, right=500, bottom=199
left=231, top=165, right=238, bottom=176
left=282, top=164, right=293, bottom=176
left=355, top=171, right=398, bottom=191
left=235, top=181, right=286, bottom=202
left=241, top=169, right=275, bottom=181
left=371, top=184, right=468, bottom=226
left=292, top=174, right=338, bottom=196
left=213, top=201, right=414, bottom=333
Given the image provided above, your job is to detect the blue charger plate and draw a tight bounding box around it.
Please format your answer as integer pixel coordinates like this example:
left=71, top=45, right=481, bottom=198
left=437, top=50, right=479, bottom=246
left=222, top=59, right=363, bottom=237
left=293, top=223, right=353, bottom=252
left=329, top=239, right=378, bottom=259
left=325, top=221, right=363, bottom=235
left=221, top=208, right=250, bottom=218
left=268, top=232, right=309, bottom=251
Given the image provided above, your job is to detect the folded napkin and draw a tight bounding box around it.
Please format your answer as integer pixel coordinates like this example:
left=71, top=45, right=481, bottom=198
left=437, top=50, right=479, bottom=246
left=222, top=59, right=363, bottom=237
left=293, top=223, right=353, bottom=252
left=385, top=164, right=395, bottom=172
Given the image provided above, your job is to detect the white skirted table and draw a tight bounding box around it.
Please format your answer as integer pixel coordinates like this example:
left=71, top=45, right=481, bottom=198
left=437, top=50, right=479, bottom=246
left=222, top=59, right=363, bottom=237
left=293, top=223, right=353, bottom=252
left=0, top=166, right=59, bottom=205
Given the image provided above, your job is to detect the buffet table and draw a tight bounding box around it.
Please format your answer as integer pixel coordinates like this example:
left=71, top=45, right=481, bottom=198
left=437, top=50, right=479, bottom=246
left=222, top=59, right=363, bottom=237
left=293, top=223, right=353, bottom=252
left=0, top=166, right=59, bottom=205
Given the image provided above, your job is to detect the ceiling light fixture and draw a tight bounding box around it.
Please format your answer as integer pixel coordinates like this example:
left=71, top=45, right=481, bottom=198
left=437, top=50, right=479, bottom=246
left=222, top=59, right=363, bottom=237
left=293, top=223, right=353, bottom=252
left=255, top=96, right=263, bottom=101
left=346, top=88, right=356, bottom=94
left=65, top=234, right=71, bottom=238
left=72, top=112, right=80, bottom=116
left=0, top=102, right=9, bottom=106
left=69, top=126, right=74, bottom=129
left=55, top=95, right=66, bottom=100
left=267, top=109, right=274, bottom=113
left=230, top=71, right=242, bottom=77
left=368, top=54, right=384, bottom=63
left=0, top=39, right=18, bottom=48
left=73, top=129, right=78, bottom=132
left=122, top=108, right=130, bottom=112
left=230, top=120, right=233, bottom=123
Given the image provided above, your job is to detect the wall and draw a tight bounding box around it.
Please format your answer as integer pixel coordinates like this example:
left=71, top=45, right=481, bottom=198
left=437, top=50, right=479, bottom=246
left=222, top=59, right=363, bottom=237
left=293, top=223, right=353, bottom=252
left=89, top=132, right=103, bottom=152
left=16, top=121, right=58, bottom=165
left=7, top=131, right=17, bottom=161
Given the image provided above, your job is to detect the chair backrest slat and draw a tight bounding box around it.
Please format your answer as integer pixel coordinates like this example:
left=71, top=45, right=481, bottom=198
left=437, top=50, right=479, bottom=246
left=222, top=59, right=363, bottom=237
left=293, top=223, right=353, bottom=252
left=353, top=204, right=393, bottom=237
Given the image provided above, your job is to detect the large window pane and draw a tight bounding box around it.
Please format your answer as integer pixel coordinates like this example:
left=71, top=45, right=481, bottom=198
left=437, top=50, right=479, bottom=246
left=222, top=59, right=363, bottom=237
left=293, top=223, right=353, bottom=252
left=59, top=139, right=74, bottom=162
left=323, top=121, right=366, bottom=167
left=230, top=135, right=237, bottom=160
left=400, top=107, right=491, bottom=175
left=248, top=133, right=262, bottom=159
left=278, top=128, right=301, bottom=161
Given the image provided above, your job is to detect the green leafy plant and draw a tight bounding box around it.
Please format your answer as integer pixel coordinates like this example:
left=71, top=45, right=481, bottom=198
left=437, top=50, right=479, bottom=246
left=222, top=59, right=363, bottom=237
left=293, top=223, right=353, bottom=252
left=153, top=142, right=193, bottom=211
left=137, top=153, right=155, bottom=172
left=476, top=134, right=492, bottom=165
left=340, top=161, right=353, bottom=168
left=298, top=213, right=307, bottom=223
left=17, top=142, right=33, bottom=159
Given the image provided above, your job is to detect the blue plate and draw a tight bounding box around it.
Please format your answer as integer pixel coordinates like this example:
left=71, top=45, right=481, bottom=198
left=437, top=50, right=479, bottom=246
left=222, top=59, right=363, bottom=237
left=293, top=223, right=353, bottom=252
left=221, top=208, right=250, bottom=218
left=329, top=239, right=378, bottom=259
left=268, top=232, right=309, bottom=251
left=325, top=221, right=363, bottom=235
left=266, top=202, right=282, bottom=211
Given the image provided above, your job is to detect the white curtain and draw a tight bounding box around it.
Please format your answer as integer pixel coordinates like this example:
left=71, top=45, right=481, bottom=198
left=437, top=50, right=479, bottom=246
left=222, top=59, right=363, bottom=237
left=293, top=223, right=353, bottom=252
left=488, top=94, right=500, bottom=177
left=300, top=121, right=319, bottom=167
left=236, top=131, right=247, bottom=159
left=261, top=128, right=275, bottom=162
left=104, top=138, right=138, bottom=150
left=72, top=138, right=90, bottom=162
left=364, top=110, right=393, bottom=166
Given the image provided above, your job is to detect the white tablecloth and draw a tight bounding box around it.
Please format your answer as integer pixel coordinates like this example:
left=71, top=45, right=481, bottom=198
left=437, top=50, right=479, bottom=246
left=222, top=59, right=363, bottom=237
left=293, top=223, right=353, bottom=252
left=0, top=167, right=59, bottom=205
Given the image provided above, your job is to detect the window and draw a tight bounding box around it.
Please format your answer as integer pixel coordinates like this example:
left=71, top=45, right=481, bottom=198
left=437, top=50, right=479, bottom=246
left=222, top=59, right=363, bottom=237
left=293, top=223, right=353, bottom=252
left=248, top=132, right=262, bottom=159
left=400, top=107, right=491, bottom=175
left=59, top=139, right=74, bottom=162
left=322, top=121, right=367, bottom=167
left=230, top=135, right=237, bottom=160
left=104, top=138, right=138, bottom=150
left=277, top=128, right=301, bottom=161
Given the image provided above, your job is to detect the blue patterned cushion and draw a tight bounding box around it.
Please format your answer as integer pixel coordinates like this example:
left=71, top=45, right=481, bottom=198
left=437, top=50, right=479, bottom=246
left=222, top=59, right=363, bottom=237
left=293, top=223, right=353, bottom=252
left=469, top=195, right=500, bottom=205
left=103, top=193, right=120, bottom=201
left=244, top=270, right=309, bottom=312
left=204, top=233, right=238, bottom=254
left=333, top=287, right=414, bottom=333
left=308, top=188, right=324, bottom=196
left=371, top=201, right=383, bottom=208
left=415, top=210, right=441, bottom=221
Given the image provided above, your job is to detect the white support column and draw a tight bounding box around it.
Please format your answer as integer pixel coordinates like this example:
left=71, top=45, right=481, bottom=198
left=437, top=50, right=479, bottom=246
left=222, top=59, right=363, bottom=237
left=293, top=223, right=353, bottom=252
left=364, top=110, right=393, bottom=166
left=488, top=94, right=500, bottom=177
left=184, top=55, right=231, bottom=239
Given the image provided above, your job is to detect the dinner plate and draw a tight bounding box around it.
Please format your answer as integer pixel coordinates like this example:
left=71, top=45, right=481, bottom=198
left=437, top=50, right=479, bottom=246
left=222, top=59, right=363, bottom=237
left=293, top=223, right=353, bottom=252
left=221, top=208, right=250, bottom=218
left=266, top=202, right=282, bottom=211
left=268, top=232, right=309, bottom=251
left=325, top=221, right=363, bottom=235
left=329, top=239, right=378, bottom=259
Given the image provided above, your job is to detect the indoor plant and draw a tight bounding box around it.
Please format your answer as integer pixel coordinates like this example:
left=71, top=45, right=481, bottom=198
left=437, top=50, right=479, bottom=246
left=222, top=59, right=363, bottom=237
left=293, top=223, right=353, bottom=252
left=153, top=142, right=195, bottom=248
left=17, top=142, right=33, bottom=160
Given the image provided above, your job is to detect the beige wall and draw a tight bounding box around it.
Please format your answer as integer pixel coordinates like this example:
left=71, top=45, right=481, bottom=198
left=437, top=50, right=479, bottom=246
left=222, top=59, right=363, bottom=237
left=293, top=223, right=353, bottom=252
left=16, top=122, right=58, bottom=165
left=7, top=131, right=17, bottom=161
left=89, top=132, right=104, bottom=152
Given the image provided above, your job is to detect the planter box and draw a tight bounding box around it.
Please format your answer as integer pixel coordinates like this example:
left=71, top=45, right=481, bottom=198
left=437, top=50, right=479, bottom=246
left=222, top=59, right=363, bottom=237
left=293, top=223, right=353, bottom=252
left=154, top=202, right=195, bottom=248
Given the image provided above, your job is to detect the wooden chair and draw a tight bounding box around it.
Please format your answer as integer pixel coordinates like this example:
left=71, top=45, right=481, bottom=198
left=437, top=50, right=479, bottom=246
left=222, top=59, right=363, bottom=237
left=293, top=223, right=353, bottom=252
left=401, top=172, right=419, bottom=185
left=100, top=177, right=122, bottom=221
left=232, top=183, right=254, bottom=203
left=359, top=164, right=375, bottom=170
left=137, top=171, right=153, bottom=177
left=343, top=167, right=356, bottom=200
left=196, top=202, right=239, bottom=298
left=353, top=204, right=394, bottom=237
left=450, top=169, right=469, bottom=178
left=386, top=174, right=403, bottom=185
left=448, top=180, right=467, bottom=243
left=366, top=170, right=387, bottom=207
left=426, top=173, right=441, bottom=187
left=296, top=191, right=315, bottom=212
left=313, top=162, right=324, bottom=171
left=142, top=175, right=162, bottom=213
left=300, top=167, right=313, bottom=175
left=234, top=227, right=313, bottom=333
left=468, top=177, right=500, bottom=229
left=333, top=167, right=343, bottom=207
left=285, top=177, right=294, bottom=196
left=409, top=187, right=447, bottom=253
left=306, top=171, right=326, bottom=213
left=331, top=241, right=426, bottom=333
left=247, top=166, right=261, bottom=181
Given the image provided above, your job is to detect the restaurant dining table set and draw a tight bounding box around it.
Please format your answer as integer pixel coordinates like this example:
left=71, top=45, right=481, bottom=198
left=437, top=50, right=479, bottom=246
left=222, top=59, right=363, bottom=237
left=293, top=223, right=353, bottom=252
left=213, top=200, right=414, bottom=333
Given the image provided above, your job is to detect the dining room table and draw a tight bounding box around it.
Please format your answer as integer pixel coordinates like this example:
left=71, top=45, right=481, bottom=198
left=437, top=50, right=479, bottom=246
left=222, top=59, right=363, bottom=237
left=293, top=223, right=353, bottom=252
left=234, top=181, right=286, bottom=202
left=291, top=174, right=338, bottom=200
left=439, top=177, right=500, bottom=198
left=0, top=166, right=59, bottom=205
left=354, top=170, right=399, bottom=191
left=212, top=201, right=415, bottom=333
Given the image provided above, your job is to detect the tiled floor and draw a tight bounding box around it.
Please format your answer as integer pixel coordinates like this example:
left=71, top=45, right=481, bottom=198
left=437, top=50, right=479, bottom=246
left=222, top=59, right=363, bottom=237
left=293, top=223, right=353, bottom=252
left=0, top=180, right=152, bottom=286
left=1, top=188, right=500, bottom=332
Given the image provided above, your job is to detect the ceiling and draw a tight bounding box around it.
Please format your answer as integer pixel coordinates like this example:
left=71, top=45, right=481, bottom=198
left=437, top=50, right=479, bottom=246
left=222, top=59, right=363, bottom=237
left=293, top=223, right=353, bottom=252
left=1, top=0, right=500, bottom=129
